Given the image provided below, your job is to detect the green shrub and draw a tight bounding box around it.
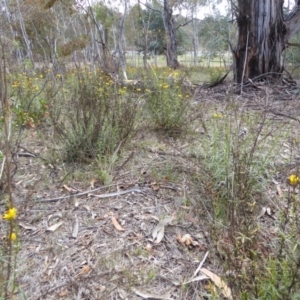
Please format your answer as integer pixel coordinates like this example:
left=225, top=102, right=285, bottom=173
left=145, top=71, right=190, bottom=134
left=9, top=72, right=49, bottom=127
left=60, top=68, right=138, bottom=162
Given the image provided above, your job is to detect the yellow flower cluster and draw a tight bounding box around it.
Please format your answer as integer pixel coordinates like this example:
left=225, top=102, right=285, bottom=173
left=2, top=208, right=17, bottom=241
left=10, top=232, right=17, bottom=241
left=10, top=73, right=41, bottom=91
left=212, top=113, right=223, bottom=119
left=159, top=83, right=169, bottom=89
left=119, top=86, right=127, bottom=95
left=288, top=174, right=300, bottom=186
left=3, top=207, right=17, bottom=220
left=11, top=81, right=21, bottom=88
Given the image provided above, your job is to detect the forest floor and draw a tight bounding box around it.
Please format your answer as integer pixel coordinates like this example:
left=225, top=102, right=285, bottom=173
left=4, top=79, right=300, bottom=299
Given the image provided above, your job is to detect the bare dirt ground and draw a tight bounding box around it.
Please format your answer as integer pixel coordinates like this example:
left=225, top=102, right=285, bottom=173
left=5, top=83, right=300, bottom=299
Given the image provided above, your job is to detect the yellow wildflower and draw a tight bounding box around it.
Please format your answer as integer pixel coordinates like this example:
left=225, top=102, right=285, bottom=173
left=10, top=233, right=17, bottom=241
left=3, top=207, right=17, bottom=220
left=213, top=113, right=223, bottom=119
left=288, top=174, right=300, bottom=186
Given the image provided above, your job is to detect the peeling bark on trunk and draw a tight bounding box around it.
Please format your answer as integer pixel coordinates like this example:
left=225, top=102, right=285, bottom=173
left=234, top=0, right=300, bottom=83
left=163, top=0, right=180, bottom=69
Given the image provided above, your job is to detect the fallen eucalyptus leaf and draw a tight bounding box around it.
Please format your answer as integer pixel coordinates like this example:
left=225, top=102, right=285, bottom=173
left=132, top=288, right=173, bottom=299
left=47, top=221, right=64, bottom=232
left=18, top=222, right=37, bottom=231
left=183, top=274, right=209, bottom=284
left=200, top=268, right=232, bottom=299
left=112, top=216, right=125, bottom=231
left=152, top=216, right=174, bottom=244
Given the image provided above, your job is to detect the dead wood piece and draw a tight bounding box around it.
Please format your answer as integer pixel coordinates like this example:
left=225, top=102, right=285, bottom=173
left=88, top=186, right=141, bottom=198
left=35, top=184, right=137, bottom=202
left=268, top=109, right=300, bottom=122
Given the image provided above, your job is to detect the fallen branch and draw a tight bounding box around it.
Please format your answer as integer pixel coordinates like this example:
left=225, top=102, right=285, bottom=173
left=35, top=184, right=141, bottom=202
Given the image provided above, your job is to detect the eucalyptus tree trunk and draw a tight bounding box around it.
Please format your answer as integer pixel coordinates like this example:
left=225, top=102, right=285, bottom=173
left=141, top=7, right=152, bottom=71
left=116, top=0, right=128, bottom=80
left=234, top=0, right=300, bottom=83
left=163, top=0, right=180, bottom=68
left=192, top=16, right=199, bottom=66
left=2, top=0, right=23, bottom=64
left=16, top=0, right=34, bottom=66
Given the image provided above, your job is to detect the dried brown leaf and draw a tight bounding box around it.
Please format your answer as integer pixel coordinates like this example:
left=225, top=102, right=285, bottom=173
left=200, top=268, right=232, bottom=299
left=58, top=290, right=68, bottom=297
left=177, top=234, right=184, bottom=245
left=83, top=205, right=90, bottom=211
left=63, top=184, right=76, bottom=192
left=47, top=221, right=64, bottom=232
left=181, top=234, right=193, bottom=246
left=81, top=265, right=90, bottom=275
left=112, top=216, right=125, bottom=231
left=151, top=182, right=160, bottom=191
left=90, top=178, right=96, bottom=188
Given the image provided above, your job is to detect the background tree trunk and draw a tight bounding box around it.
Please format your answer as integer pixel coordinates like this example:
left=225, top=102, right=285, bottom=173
left=116, top=0, right=128, bottom=80
left=234, top=0, right=286, bottom=83
left=163, top=0, right=180, bottom=68
left=192, top=15, right=199, bottom=66
left=234, top=0, right=300, bottom=83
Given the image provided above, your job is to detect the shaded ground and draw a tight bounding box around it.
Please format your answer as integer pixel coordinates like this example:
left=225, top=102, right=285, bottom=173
left=3, top=83, right=300, bottom=299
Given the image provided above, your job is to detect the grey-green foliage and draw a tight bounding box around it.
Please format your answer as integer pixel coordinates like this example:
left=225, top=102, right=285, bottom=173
left=198, top=13, right=233, bottom=58
left=129, top=2, right=186, bottom=55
